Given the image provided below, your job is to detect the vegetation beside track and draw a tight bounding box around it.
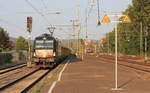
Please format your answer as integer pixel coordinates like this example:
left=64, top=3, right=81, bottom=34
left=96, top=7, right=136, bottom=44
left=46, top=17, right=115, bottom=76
left=0, top=53, right=13, bottom=65
left=100, top=0, right=150, bottom=56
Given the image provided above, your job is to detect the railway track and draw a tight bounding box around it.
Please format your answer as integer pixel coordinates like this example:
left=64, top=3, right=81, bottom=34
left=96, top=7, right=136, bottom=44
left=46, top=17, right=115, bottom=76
left=99, top=54, right=150, bottom=66
left=0, top=55, right=72, bottom=93
left=1, top=69, right=50, bottom=93
left=0, top=63, right=26, bottom=75
left=99, top=55, right=150, bottom=73
left=0, top=63, right=25, bottom=70
left=0, top=68, right=39, bottom=91
left=0, top=67, right=37, bottom=88
left=21, top=69, right=50, bottom=93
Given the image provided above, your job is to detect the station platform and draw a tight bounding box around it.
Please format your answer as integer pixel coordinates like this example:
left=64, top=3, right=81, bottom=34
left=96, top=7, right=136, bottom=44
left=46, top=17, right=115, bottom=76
left=48, top=55, right=150, bottom=93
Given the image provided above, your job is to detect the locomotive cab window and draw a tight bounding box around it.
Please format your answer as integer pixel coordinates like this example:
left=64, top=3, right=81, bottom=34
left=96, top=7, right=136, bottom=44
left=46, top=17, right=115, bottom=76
left=35, top=40, right=53, bottom=49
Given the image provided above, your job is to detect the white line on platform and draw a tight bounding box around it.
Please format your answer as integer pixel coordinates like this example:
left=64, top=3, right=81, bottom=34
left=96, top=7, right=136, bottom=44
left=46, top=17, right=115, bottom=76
left=48, top=81, right=57, bottom=93
left=58, top=60, right=70, bottom=81
left=48, top=58, right=71, bottom=93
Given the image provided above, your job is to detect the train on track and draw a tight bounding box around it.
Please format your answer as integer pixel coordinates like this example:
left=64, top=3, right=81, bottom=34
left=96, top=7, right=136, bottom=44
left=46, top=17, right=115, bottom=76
left=32, top=33, right=71, bottom=68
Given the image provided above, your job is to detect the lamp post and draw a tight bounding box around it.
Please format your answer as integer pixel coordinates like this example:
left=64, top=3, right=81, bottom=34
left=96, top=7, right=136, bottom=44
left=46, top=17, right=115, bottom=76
left=97, top=0, right=101, bottom=26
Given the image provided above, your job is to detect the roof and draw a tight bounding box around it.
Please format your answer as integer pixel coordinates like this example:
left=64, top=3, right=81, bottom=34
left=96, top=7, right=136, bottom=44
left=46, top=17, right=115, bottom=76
left=35, top=33, right=55, bottom=40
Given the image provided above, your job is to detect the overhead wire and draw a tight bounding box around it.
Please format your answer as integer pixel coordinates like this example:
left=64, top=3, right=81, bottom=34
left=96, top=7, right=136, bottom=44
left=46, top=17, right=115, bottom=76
left=40, top=0, right=48, bottom=11
left=25, top=0, right=52, bottom=26
left=0, top=18, right=25, bottom=31
left=40, top=0, right=56, bottom=27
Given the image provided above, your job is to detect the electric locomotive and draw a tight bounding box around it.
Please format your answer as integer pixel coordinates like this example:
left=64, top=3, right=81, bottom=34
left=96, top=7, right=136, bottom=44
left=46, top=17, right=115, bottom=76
left=32, top=33, right=61, bottom=68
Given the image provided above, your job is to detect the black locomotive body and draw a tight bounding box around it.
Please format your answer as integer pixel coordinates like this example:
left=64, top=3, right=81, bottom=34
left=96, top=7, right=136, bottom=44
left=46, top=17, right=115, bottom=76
left=32, top=34, right=70, bottom=68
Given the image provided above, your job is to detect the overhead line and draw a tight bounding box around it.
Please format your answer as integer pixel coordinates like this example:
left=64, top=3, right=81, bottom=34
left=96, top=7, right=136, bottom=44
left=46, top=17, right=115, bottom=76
left=0, top=19, right=25, bottom=31
left=40, top=0, right=56, bottom=27
left=25, top=0, right=51, bottom=26
left=41, top=0, right=48, bottom=11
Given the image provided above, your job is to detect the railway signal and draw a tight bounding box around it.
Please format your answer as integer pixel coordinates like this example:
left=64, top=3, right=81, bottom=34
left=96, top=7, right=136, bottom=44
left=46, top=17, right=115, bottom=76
left=27, top=16, right=32, bottom=33
left=27, top=16, right=33, bottom=67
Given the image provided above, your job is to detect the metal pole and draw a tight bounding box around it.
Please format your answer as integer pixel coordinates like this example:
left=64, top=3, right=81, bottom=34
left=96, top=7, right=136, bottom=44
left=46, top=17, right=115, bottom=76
left=27, top=32, right=32, bottom=67
left=82, top=46, right=84, bottom=60
left=97, top=0, right=101, bottom=25
left=86, top=8, right=88, bottom=39
left=76, top=5, right=80, bottom=56
left=68, top=35, right=70, bottom=48
left=85, top=9, right=88, bottom=55
left=115, top=23, right=118, bottom=89
left=107, top=34, right=110, bottom=54
left=140, top=22, right=143, bottom=56
left=112, top=21, right=122, bottom=90
left=72, top=20, right=76, bottom=53
left=145, top=36, right=147, bottom=62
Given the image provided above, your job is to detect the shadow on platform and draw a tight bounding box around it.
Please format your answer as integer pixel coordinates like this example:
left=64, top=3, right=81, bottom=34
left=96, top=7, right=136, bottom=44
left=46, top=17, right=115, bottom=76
left=62, top=54, right=82, bottom=64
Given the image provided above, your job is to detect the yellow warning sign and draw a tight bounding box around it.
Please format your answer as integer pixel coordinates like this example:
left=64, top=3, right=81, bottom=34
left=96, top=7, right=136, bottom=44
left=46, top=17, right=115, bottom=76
left=122, top=15, right=131, bottom=23
left=101, top=15, right=111, bottom=23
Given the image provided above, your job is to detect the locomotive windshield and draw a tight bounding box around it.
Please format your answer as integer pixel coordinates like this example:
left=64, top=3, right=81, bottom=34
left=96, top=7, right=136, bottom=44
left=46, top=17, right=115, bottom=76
left=35, top=40, right=53, bottom=49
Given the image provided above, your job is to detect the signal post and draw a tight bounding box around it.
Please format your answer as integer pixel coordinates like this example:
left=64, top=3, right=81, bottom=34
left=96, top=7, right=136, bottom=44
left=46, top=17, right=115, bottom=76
left=27, top=16, right=32, bottom=67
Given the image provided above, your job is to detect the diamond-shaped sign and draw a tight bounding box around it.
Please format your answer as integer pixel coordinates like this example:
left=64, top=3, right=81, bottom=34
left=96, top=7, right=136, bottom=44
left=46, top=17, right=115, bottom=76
left=101, top=15, right=111, bottom=23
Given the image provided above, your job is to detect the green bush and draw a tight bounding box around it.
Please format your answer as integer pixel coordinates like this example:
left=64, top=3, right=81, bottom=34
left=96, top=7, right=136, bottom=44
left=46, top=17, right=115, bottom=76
left=0, top=53, right=13, bottom=65
left=18, top=52, right=26, bottom=61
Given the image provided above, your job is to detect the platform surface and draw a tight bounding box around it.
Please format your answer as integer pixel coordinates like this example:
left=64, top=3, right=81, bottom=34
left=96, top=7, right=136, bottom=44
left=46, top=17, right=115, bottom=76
left=49, top=56, right=150, bottom=93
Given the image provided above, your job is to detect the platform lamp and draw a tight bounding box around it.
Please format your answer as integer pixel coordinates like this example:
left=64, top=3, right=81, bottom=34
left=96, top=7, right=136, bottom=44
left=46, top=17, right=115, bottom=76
left=97, top=0, right=101, bottom=26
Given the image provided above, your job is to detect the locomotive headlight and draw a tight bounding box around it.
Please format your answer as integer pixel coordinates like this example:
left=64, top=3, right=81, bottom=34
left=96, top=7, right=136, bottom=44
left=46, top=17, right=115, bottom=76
left=33, top=52, right=36, bottom=56
left=53, top=52, right=56, bottom=56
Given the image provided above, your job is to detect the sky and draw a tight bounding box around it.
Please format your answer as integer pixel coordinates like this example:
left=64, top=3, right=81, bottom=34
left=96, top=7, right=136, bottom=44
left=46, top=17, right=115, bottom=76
left=0, top=0, right=132, bottom=40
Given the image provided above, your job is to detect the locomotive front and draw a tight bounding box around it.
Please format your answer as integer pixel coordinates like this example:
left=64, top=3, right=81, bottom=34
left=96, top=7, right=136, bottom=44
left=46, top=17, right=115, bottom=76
left=33, top=34, right=57, bottom=67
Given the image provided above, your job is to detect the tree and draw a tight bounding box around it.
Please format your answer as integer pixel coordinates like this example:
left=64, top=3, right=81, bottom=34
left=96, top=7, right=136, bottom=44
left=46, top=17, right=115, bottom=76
left=102, top=0, right=150, bottom=56
left=15, top=36, right=28, bottom=52
left=0, top=27, right=10, bottom=51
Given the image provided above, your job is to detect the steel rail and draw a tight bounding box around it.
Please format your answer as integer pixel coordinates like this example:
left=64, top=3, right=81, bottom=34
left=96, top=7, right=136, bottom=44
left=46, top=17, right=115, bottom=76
left=0, top=68, right=39, bottom=91
left=101, top=55, right=150, bottom=67
left=21, top=69, right=51, bottom=93
left=99, top=56, right=150, bottom=73
left=0, top=64, right=26, bottom=75
left=0, top=55, right=72, bottom=92
left=0, top=63, right=25, bottom=70
left=21, top=55, right=72, bottom=93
